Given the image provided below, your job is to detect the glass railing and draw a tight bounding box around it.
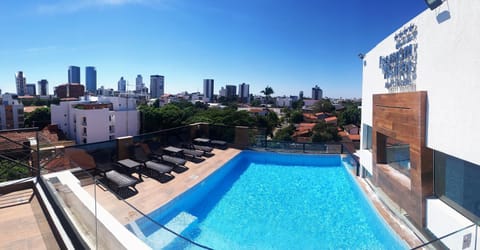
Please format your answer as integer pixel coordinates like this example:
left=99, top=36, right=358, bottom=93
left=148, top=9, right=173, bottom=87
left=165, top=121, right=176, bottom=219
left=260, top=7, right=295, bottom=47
left=41, top=167, right=212, bottom=249
left=37, top=138, right=212, bottom=249
left=1, top=123, right=362, bottom=249
left=411, top=223, right=479, bottom=250
left=249, top=139, right=343, bottom=154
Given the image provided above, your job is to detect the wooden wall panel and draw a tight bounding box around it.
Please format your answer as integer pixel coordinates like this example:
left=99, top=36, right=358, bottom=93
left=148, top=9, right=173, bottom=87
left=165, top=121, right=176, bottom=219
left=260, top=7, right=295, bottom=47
left=372, top=91, right=433, bottom=228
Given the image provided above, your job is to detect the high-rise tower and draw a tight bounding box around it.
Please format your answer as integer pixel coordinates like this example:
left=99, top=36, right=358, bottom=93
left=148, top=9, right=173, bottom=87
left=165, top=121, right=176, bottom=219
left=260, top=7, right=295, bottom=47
left=150, top=75, right=164, bottom=98
left=68, top=66, right=81, bottom=84
left=203, top=79, right=214, bottom=102
left=15, top=71, right=26, bottom=96
left=85, top=66, right=97, bottom=94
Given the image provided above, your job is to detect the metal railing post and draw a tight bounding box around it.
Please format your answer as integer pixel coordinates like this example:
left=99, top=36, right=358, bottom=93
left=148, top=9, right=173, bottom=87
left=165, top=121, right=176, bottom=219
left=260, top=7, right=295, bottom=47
left=36, top=130, right=41, bottom=177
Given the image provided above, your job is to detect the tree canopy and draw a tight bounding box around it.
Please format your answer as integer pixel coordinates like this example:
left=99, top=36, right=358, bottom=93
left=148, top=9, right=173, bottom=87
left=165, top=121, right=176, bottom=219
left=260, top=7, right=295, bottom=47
left=24, top=107, right=51, bottom=130
left=260, top=86, right=274, bottom=97
left=139, top=101, right=278, bottom=134
left=311, top=121, right=341, bottom=142
left=312, top=99, right=335, bottom=113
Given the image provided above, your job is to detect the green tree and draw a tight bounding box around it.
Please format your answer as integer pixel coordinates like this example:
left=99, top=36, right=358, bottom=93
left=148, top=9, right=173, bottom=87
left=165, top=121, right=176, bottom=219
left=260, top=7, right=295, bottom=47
left=255, top=111, right=279, bottom=137
left=338, top=106, right=361, bottom=126
left=273, top=124, right=295, bottom=141
left=312, top=99, right=335, bottom=113
left=291, top=99, right=304, bottom=110
left=260, top=86, right=274, bottom=97
left=158, top=104, right=185, bottom=129
left=250, top=99, right=261, bottom=107
left=0, top=160, right=30, bottom=182
left=24, top=107, right=50, bottom=129
left=261, top=86, right=274, bottom=104
left=311, top=121, right=340, bottom=142
left=290, top=110, right=304, bottom=124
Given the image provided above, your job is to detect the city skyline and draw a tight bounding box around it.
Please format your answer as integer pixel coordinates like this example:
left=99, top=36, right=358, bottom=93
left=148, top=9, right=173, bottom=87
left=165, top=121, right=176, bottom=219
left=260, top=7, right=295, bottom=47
left=0, top=1, right=427, bottom=98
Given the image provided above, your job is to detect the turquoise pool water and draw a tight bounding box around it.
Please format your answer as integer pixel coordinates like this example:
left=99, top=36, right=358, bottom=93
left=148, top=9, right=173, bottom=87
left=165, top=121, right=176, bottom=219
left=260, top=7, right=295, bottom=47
left=129, top=151, right=407, bottom=249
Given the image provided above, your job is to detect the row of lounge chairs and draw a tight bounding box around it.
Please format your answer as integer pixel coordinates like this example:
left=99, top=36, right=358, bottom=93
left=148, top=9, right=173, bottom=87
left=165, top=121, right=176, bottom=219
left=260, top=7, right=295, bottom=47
left=92, top=137, right=227, bottom=197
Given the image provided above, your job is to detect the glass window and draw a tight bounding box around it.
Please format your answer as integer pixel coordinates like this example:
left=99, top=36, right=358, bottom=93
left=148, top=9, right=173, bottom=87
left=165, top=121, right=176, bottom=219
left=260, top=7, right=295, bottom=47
left=362, top=124, right=372, bottom=150
left=377, top=133, right=411, bottom=177
left=435, top=151, right=480, bottom=220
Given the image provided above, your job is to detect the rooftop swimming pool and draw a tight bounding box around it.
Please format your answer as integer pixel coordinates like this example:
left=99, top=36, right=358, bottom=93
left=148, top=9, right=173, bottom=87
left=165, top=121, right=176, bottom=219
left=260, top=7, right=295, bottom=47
left=128, top=151, right=407, bottom=249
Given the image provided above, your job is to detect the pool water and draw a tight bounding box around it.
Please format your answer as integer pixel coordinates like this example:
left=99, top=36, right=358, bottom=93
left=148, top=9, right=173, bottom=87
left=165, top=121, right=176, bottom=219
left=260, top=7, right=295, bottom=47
left=130, top=151, right=407, bottom=249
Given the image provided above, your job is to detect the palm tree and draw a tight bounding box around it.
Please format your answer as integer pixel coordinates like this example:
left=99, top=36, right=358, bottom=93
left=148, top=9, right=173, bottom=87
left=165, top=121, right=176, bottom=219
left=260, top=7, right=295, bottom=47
left=261, top=86, right=274, bottom=104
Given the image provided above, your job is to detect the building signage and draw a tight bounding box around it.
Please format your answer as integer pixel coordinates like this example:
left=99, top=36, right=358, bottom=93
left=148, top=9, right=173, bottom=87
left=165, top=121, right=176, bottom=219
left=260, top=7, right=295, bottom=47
left=379, top=23, right=418, bottom=93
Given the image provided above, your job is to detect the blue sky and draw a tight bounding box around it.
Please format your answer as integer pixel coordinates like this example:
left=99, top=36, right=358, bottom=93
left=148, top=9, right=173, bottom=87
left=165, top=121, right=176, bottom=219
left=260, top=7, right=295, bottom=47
left=0, top=0, right=427, bottom=98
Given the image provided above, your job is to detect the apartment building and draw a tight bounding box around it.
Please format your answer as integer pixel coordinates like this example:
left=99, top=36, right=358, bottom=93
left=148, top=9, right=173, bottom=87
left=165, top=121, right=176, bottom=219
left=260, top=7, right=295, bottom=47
left=0, top=93, right=24, bottom=130
left=51, top=96, right=139, bottom=144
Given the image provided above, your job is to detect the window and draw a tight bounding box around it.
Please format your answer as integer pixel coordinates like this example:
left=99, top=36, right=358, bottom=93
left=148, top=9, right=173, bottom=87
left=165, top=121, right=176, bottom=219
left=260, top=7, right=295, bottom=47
left=435, top=151, right=480, bottom=220
left=362, top=124, right=372, bottom=150
left=82, top=117, right=87, bottom=125
left=377, top=133, right=411, bottom=177
left=83, top=127, right=87, bottom=136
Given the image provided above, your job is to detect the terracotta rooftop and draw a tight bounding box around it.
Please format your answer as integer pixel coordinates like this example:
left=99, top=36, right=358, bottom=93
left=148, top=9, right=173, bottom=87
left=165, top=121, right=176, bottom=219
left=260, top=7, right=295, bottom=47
left=348, top=134, right=361, bottom=141
left=24, top=106, right=47, bottom=113
left=324, top=117, right=338, bottom=122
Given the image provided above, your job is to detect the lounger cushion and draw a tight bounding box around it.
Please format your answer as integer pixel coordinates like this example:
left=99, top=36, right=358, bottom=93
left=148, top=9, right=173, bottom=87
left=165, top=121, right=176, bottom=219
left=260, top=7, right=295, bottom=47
left=145, top=161, right=173, bottom=173
left=105, top=170, right=137, bottom=188
left=211, top=140, right=227, bottom=146
left=182, top=148, right=204, bottom=157
left=192, top=144, right=213, bottom=152
left=162, top=155, right=187, bottom=166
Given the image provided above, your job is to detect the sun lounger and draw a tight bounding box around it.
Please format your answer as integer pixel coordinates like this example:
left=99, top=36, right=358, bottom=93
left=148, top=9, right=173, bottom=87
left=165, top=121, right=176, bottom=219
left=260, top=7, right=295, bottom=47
left=144, top=142, right=189, bottom=166
left=182, top=148, right=204, bottom=158
left=211, top=139, right=227, bottom=149
left=130, top=144, right=174, bottom=176
left=144, top=161, right=172, bottom=174
left=194, top=137, right=227, bottom=149
left=161, top=154, right=187, bottom=166
left=103, top=169, right=137, bottom=193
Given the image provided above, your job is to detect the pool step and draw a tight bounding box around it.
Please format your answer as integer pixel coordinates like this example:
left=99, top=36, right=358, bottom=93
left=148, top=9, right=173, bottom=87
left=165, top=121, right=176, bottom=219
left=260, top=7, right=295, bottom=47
left=128, top=221, right=147, bottom=241
left=146, top=211, right=198, bottom=248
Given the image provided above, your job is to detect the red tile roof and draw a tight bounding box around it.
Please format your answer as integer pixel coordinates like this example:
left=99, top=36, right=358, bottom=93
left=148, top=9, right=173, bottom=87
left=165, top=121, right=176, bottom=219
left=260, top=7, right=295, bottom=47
left=348, top=134, right=361, bottom=141
left=324, top=117, right=338, bottom=122
left=24, top=106, right=47, bottom=113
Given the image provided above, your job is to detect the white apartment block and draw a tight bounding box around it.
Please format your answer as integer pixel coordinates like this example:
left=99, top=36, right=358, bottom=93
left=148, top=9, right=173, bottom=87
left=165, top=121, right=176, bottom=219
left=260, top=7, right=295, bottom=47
left=275, top=96, right=292, bottom=108
left=0, top=93, right=24, bottom=130
left=51, top=96, right=139, bottom=144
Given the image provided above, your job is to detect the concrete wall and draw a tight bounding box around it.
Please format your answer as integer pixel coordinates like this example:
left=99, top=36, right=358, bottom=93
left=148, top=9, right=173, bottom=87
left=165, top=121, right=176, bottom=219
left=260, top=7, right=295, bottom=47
left=361, top=0, right=480, bottom=168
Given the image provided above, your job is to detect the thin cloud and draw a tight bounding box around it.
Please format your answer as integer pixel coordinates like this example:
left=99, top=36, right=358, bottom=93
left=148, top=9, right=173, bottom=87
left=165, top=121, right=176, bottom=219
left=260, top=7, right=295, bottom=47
left=36, top=0, right=149, bottom=14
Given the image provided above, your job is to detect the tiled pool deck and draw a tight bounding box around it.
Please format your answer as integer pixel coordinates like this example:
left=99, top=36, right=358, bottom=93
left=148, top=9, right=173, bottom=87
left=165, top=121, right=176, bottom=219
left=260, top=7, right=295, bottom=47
left=0, top=189, right=60, bottom=250
left=84, top=148, right=423, bottom=248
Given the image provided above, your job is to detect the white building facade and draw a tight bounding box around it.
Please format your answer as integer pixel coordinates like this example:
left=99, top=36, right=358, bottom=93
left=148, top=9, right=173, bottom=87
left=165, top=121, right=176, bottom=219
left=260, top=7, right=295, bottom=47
left=359, top=1, right=480, bottom=248
left=51, top=96, right=139, bottom=144
left=0, top=93, right=24, bottom=130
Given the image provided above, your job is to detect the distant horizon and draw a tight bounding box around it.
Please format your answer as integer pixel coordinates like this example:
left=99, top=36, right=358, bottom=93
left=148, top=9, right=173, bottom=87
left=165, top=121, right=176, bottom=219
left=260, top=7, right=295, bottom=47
left=0, top=1, right=427, bottom=99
